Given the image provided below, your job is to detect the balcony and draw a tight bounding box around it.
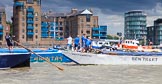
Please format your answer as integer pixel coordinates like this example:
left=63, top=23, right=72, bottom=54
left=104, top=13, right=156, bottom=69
left=0, top=25, right=3, bottom=30
left=41, top=22, right=48, bottom=27
left=92, top=28, right=100, bottom=30
left=27, top=32, right=34, bottom=36
left=41, top=28, right=48, bottom=31
left=27, top=26, right=34, bottom=30
left=0, top=32, right=3, bottom=35
left=27, top=8, right=34, bottom=12
left=100, top=34, right=107, bottom=37
left=14, top=2, right=24, bottom=7
left=92, top=33, right=100, bottom=36
left=27, top=14, right=34, bottom=18
left=50, top=34, right=55, bottom=37
left=41, top=34, right=48, bottom=38
left=56, top=37, right=64, bottom=41
left=27, top=20, right=34, bottom=24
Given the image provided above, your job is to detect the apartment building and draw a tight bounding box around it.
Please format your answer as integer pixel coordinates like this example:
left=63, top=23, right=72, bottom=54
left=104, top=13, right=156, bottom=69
left=13, top=0, right=41, bottom=46
left=13, top=0, right=99, bottom=46
left=43, top=8, right=98, bottom=39
left=124, top=10, right=147, bottom=40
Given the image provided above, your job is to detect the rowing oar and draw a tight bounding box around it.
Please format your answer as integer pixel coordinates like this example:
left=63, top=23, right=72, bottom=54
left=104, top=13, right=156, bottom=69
left=13, top=40, right=64, bottom=71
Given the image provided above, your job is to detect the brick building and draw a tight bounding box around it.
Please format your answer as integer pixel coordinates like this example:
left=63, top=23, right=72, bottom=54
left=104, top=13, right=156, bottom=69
left=0, top=7, right=8, bottom=46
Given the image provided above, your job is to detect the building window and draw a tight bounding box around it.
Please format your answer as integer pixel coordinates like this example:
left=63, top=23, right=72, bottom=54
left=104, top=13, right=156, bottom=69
left=60, top=27, right=63, bottom=30
left=81, top=30, right=83, bottom=34
left=35, top=35, right=38, bottom=39
left=86, top=24, right=90, bottom=28
left=37, top=0, right=41, bottom=5
left=35, top=29, right=38, bottom=33
left=35, top=24, right=38, bottom=27
left=60, top=32, right=63, bottom=36
left=60, top=22, right=62, bottom=25
left=22, top=23, right=25, bottom=26
left=86, top=14, right=91, bottom=22
left=22, top=29, right=25, bottom=33
left=35, top=18, right=38, bottom=21
left=22, top=17, right=25, bottom=21
left=0, top=36, right=2, bottom=40
left=86, top=30, right=90, bottom=34
left=27, top=0, right=33, bottom=3
left=22, top=35, right=24, bottom=39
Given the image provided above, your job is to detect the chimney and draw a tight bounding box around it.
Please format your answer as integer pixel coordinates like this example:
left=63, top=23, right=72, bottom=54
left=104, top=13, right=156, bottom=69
left=71, top=8, right=78, bottom=14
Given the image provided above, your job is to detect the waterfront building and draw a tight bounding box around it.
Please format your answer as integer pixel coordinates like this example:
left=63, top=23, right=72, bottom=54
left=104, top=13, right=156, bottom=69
left=42, top=8, right=98, bottom=39
left=147, top=26, right=154, bottom=45
left=0, top=7, right=8, bottom=46
left=13, top=0, right=41, bottom=46
left=12, top=0, right=99, bottom=46
left=67, top=8, right=98, bottom=38
left=92, top=25, right=107, bottom=39
left=41, top=11, right=65, bottom=41
left=153, top=19, right=162, bottom=45
left=124, top=10, right=147, bottom=41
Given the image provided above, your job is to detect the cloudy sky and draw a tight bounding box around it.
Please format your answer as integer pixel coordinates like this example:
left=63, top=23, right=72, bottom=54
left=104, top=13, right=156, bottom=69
left=1, top=0, right=162, bottom=35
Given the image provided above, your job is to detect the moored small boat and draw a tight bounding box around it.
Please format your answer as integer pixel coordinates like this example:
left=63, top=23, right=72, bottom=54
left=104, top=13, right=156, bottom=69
left=0, top=53, right=30, bottom=69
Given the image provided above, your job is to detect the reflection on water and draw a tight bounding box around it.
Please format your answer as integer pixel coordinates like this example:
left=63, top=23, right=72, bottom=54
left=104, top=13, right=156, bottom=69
left=0, top=63, right=162, bottom=84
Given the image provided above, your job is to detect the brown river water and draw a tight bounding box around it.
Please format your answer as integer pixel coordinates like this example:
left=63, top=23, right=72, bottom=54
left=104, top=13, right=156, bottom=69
left=0, top=62, right=162, bottom=84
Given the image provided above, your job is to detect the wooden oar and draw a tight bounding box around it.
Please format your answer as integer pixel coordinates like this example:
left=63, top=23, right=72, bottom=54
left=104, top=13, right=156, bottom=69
left=13, top=40, right=64, bottom=71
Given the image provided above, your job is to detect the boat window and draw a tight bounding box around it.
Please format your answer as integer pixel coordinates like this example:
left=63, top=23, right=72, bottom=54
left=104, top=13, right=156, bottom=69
left=99, top=42, right=102, bottom=44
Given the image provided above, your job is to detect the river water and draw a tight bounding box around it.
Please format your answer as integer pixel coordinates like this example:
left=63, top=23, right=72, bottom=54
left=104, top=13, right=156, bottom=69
left=0, top=62, right=162, bottom=84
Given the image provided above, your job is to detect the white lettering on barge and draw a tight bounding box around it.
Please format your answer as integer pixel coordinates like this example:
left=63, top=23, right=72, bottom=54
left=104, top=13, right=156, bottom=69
left=132, top=57, right=158, bottom=61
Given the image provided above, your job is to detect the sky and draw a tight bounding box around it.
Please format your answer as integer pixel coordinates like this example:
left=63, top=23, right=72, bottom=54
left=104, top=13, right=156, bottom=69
left=1, top=0, right=162, bottom=36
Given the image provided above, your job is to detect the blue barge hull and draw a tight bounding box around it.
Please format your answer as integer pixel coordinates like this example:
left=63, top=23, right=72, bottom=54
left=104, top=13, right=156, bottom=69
left=0, top=53, right=30, bottom=69
left=0, top=48, right=73, bottom=63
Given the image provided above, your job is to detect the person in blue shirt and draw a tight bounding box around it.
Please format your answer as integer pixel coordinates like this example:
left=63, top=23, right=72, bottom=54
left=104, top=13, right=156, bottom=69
left=85, top=37, right=92, bottom=52
left=74, top=35, right=80, bottom=51
left=81, top=34, right=86, bottom=52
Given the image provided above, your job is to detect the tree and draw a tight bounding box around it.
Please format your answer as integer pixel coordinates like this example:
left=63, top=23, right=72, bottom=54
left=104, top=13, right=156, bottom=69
left=107, top=35, right=113, bottom=39
left=113, top=36, right=119, bottom=40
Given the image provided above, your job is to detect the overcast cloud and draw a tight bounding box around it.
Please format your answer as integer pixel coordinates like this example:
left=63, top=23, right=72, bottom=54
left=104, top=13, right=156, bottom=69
left=1, top=0, right=162, bottom=35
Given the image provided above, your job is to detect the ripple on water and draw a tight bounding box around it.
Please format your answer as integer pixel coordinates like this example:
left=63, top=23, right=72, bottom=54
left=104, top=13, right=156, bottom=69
left=0, top=63, right=162, bottom=84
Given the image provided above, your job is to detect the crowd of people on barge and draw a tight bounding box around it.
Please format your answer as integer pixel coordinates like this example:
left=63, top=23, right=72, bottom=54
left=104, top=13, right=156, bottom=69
left=66, top=34, right=92, bottom=52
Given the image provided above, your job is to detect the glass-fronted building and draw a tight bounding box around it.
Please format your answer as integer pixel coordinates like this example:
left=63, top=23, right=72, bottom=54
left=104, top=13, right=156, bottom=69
left=153, top=19, right=162, bottom=45
left=124, top=10, right=147, bottom=41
